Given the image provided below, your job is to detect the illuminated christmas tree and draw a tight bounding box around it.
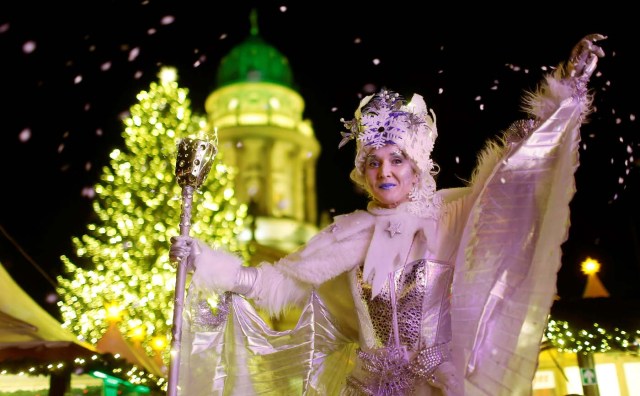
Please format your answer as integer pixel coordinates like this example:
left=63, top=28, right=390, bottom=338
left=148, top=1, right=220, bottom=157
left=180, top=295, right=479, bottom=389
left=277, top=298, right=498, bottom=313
left=56, top=67, right=248, bottom=359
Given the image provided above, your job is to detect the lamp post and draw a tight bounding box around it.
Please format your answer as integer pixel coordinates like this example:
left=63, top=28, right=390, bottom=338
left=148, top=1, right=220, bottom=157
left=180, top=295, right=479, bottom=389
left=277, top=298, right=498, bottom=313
left=581, top=257, right=609, bottom=298
left=578, top=257, right=607, bottom=396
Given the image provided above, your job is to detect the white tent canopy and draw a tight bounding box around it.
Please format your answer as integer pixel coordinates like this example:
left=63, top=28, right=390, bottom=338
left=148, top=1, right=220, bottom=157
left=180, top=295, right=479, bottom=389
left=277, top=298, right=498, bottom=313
left=96, top=322, right=166, bottom=377
left=0, top=263, right=97, bottom=361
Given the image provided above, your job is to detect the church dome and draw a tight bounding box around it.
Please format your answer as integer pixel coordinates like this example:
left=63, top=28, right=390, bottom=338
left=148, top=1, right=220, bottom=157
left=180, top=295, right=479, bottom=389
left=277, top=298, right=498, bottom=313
left=216, top=12, right=294, bottom=88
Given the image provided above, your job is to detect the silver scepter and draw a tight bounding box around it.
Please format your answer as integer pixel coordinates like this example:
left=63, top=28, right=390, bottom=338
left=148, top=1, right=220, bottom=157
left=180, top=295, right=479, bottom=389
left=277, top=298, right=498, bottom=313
left=167, top=135, right=217, bottom=396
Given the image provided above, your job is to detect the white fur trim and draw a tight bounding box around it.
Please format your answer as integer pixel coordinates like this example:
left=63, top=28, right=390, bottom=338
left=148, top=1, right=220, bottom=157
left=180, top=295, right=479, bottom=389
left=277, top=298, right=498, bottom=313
left=248, top=230, right=372, bottom=316
left=467, top=70, right=582, bottom=194
left=190, top=239, right=243, bottom=293
left=521, top=70, right=591, bottom=122
left=247, top=263, right=311, bottom=317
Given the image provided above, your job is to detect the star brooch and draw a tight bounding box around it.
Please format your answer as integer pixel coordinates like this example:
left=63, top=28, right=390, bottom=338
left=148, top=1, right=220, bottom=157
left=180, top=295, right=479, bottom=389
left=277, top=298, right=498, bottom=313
left=386, top=221, right=402, bottom=238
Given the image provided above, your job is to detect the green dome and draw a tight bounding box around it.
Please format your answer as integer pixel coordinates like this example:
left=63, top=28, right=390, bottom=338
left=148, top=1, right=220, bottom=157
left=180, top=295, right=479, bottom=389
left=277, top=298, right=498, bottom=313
left=216, top=30, right=294, bottom=88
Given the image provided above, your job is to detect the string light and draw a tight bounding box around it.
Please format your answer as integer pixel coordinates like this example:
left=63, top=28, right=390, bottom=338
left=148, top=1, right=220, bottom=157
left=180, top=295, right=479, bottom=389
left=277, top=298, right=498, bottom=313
left=0, top=353, right=165, bottom=391
left=546, top=319, right=640, bottom=354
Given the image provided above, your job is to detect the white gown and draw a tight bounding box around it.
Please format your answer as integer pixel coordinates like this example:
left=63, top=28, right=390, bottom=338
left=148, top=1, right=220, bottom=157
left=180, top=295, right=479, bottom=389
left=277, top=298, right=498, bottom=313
left=176, top=70, right=590, bottom=395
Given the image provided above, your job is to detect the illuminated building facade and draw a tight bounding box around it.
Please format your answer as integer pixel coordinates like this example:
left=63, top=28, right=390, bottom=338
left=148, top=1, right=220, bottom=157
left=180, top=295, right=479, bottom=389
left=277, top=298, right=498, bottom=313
left=204, top=14, right=320, bottom=256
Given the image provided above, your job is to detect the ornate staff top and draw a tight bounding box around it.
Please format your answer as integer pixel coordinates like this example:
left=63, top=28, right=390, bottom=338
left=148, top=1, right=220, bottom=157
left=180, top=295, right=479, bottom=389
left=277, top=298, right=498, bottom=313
left=175, top=133, right=218, bottom=189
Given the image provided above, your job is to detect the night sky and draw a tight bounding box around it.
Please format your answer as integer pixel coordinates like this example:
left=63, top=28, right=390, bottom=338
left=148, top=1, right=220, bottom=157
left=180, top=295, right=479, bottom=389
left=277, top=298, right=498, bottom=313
left=1, top=1, right=638, bottom=318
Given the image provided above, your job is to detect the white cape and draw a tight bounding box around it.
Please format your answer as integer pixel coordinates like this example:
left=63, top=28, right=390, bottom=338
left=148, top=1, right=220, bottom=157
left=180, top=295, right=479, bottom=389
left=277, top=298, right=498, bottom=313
left=176, top=75, right=588, bottom=395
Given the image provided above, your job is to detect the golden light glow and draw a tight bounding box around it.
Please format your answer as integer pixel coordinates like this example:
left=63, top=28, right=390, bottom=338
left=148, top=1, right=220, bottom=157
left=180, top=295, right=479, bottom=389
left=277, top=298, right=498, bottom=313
left=581, top=257, right=601, bottom=275
left=151, top=336, right=167, bottom=351
left=129, top=326, right=146, bottom=342
left=105, top=302, right=123, bottom=323
left=239, top=113, right=269, bottom=124
left=159, top=67, right=177, bottom=84
left=268, top=96, right=280, bottom=109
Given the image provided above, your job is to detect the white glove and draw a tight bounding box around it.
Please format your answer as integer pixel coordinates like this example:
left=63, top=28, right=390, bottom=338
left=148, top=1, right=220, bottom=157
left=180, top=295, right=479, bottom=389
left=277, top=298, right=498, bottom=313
left=564, top=33, right=606, bottom=99
left=169, top=235, right=197, bottom=271
left=169, top=236, right=256, bottom=294
left=428, top=361, right=463, bottom=396
left=567, top=33, right=606, bottom=82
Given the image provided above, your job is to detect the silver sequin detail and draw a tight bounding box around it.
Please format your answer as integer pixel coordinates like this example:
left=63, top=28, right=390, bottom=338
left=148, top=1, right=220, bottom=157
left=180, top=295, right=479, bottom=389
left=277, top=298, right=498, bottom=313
left=504, top=118, right=537, bottom=144
left=408, top=342, right=451, bottom=379
left=190, top=292, right=231, bottom=331
left=344, top=342, right=451, bottom=395
left=345, top=259, right=454, bottom=394
left=345, top=346, right=412, bottom=395
left=357, top=259, right=427, bottom=349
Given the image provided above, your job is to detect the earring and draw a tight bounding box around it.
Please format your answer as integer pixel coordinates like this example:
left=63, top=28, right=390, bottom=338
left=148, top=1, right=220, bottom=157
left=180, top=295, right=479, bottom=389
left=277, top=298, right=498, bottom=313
left=408, top=182, right=418, bottom=201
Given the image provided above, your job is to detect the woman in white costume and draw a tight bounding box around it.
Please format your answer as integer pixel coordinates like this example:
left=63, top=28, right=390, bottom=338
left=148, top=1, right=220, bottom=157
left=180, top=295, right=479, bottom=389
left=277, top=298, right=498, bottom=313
left=170, top=34, right=605, bottom=395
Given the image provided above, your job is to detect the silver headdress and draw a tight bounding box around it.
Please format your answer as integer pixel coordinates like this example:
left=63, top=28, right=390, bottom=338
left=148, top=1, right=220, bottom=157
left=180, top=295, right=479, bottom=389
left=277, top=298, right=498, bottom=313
left=340, top=89, right=441, bottom=217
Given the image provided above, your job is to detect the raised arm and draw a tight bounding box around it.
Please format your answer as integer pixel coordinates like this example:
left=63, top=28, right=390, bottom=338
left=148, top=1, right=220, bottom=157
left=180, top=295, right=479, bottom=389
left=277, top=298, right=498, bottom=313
left=450, top=34, right=607, bottom=395
left=522, top=33, right=606, bottom=124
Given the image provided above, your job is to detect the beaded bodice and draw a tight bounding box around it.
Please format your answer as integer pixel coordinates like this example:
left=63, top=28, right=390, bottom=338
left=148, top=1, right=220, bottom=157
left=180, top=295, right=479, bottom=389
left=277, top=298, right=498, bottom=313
left=351, top=258, right=453, bottom=351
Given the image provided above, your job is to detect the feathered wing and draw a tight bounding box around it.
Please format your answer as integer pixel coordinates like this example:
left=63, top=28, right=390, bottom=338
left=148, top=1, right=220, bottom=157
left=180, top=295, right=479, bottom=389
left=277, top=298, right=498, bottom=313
left=177, top=288, right=356, bottom=396
left=451, top=76, right=588, bottom=395
left=175, top=213, right=371, bottom=396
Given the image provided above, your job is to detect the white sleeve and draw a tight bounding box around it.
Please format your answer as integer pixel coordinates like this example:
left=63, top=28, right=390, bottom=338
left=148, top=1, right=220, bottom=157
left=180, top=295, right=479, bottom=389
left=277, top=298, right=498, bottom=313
left=451, top=71, right=588, bottom=395
left=246, top=226, right=372, bottom=316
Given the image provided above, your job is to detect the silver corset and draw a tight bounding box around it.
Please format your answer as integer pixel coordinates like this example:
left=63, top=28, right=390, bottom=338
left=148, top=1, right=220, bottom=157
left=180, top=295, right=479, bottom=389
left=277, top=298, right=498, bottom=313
left=352, top=258, right=454, bottom=351
left=343, top=259, right=454, bottom=395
